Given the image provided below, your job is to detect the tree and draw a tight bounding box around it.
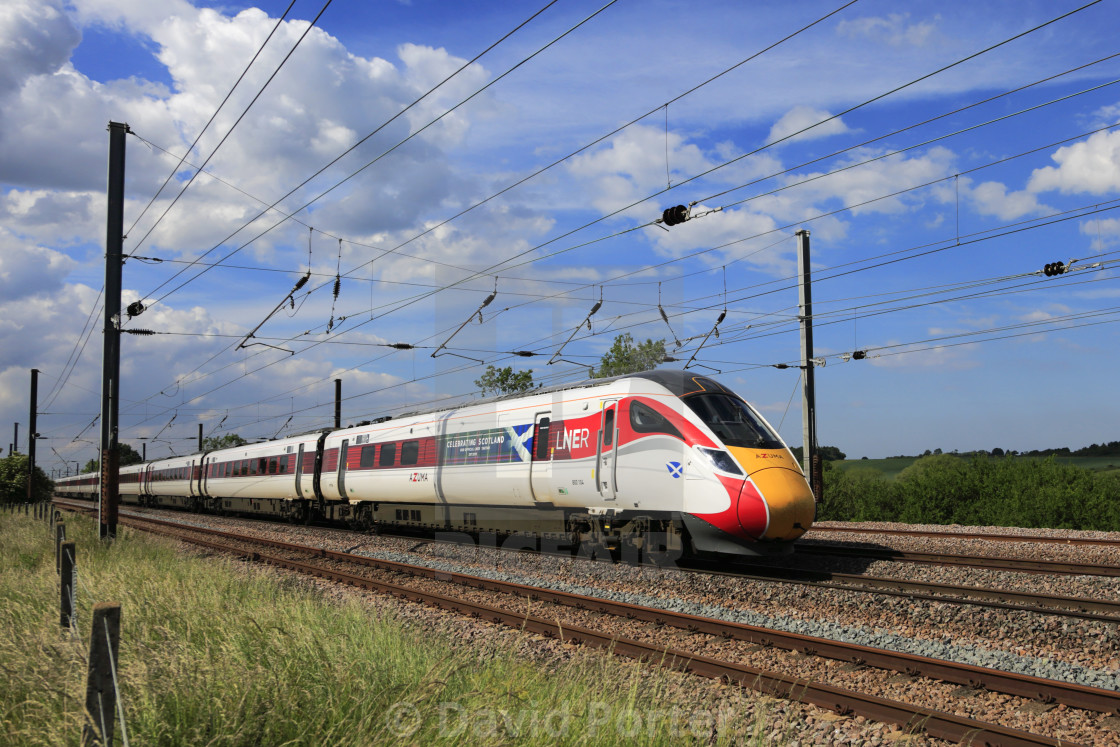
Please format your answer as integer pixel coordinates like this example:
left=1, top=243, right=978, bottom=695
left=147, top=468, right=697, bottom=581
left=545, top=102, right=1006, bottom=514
left=474, top=366, right=537, bottom=397
left=202, top=433, right=249, bottom=451
left=790, top=445, right=847, bottom=462
left=0, top=453, right=52, bottom=504
left=81, top=442, right=145, bottom=474
left=591, top=333, right=666, bottom=378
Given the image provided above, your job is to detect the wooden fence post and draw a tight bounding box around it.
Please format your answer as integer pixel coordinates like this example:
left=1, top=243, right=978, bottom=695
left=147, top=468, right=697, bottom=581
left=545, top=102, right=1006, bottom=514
left=82, top=603, right=122, bottom=747
left=56, top=523, right=66, bottom=574
left=60, top=542, right=75, bottom=628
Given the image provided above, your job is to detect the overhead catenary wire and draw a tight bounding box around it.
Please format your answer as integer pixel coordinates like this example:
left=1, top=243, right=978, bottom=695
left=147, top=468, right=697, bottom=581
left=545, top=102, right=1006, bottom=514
left=122, top=0, right=300, bottom=243
left=74, top=4, right=1115, bottom=450
left=113, top=0, right=1044, bottom=418
left=126, top=0, right=335, bottom=260
left=135, top=0, right=575, bottom=309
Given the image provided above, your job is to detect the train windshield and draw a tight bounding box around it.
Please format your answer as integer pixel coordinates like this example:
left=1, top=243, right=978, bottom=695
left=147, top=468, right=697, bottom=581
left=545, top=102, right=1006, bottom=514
left=684, top=393, right=783, bottom=449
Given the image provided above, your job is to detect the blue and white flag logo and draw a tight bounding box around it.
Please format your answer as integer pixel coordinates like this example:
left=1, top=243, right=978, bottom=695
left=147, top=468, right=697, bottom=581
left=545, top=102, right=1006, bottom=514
left=666, top=461, right=683, bottom=478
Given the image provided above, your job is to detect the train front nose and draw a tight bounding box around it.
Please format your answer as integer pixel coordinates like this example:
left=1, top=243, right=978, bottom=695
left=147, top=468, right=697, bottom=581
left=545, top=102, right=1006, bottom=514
left=726, top=447, right=816, bottom=541
left=744, top=467, right=816, bottom=541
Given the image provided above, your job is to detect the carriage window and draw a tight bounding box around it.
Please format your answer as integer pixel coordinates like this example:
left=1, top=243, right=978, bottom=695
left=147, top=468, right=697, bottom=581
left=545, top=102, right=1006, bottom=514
left=629, top=401, right=683, bottom=440
left=268, top=458, right=278, bottom=475
left=379, top=443, right=396, bottom=467
left=401, top=440, right=419, bottom=466
left=360, top=445, right=377, bottom=469
left=684, top=393, right=783, bottom=449
left=603, top=409, right=615, bottom=446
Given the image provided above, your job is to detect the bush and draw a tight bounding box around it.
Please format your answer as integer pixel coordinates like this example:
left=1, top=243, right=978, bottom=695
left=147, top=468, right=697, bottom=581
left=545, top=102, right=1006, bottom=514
left=0, top=453, right=53, bottom=505
left=818, top=454, right=1120, bottom=531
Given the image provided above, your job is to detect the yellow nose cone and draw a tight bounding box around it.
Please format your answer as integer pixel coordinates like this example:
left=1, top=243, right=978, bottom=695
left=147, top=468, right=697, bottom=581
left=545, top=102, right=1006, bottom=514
left=743, top=464, right=815, bottom=541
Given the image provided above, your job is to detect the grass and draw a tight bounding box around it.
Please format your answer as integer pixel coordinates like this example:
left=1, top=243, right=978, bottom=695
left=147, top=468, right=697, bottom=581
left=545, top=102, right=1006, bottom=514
left=0, top=509, right=793, bottom=746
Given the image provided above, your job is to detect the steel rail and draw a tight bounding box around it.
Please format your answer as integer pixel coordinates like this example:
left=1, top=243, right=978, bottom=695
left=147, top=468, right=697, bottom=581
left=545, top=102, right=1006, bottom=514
left=94, top=507, right=1120, bottom=720
left=794, top=543, right=1120, bottom=577
left=702, top=561, right=1120, bottom=622
left=810, top=524, right=1120, bottom=548
left=51, top=499, right=1120, bottom=620
left=104, top=513, right=1086, bottom=747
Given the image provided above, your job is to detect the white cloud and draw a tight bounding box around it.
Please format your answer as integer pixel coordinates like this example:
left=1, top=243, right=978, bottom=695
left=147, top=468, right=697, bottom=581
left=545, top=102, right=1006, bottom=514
left=1027, top=130, right=1120, bottom=196
left=1079, top=217, right=1120, bottom=250
left=779, top=146, right=957, bottom=216
left=969, top=180, right=1045, bottom=221
left=767, top=106, right=853, bottom=146
left=837, top=13, right=938, bottom=47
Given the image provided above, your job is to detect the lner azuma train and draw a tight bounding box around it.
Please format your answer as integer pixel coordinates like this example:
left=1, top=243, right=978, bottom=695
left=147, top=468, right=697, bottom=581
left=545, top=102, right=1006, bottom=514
left=56, top=370, right=816, bottom=557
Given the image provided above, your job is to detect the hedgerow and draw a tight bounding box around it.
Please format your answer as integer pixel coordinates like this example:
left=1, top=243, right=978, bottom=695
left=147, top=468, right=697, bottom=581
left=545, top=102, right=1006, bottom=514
left=817, top=454, right=1120, bottom=531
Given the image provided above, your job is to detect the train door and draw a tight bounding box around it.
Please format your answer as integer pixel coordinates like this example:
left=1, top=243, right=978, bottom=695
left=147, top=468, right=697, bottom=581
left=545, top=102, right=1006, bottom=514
left=200, top=457, right=208, bottom=496
left=189, top=460, right=196, bottom=497
left=337, top=438, right=349, bottom=499
left=597, top=400, right=618, bottom=500
left=295, top=443, right=305, bottom=498
left=529, top=411, right=552, bottom=502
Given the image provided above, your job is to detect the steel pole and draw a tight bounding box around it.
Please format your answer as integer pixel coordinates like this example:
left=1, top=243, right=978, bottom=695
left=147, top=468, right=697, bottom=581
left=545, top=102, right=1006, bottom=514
left=796, top=230, right=819, bottom=499
left=99, top=121, right=128, bottom=540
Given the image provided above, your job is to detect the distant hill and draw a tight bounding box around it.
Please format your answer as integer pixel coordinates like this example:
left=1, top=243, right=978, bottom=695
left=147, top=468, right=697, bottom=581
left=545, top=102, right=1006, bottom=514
left=883, top=441, right=1120, bottom=460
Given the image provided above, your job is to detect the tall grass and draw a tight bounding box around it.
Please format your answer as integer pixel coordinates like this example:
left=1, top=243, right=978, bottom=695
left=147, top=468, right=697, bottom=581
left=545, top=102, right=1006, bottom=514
left=819, top=454, right=1120, bottom=530
left=0, top=511, right=781, bottom=746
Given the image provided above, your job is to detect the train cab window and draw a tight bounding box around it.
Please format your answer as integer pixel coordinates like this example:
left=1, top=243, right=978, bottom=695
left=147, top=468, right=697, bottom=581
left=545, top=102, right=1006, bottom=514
left=534, top=418, right=550, bottom=461
left=401, top=440, right=419, bottom=466
left=359, top=445, right=377, bottom=469
left=603, top=409, right=615, bottom=446
left=379, top=443, right=396, bottom=467
left=684, top=393, right=783, bottom=449
left=629, top=401, right=683, bottom=440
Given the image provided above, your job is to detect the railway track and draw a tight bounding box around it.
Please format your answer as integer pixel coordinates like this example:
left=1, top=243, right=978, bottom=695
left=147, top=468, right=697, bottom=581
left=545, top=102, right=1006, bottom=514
left=792, top=542, right=1120, bottom=577
left=54, top=500, right=1118, bottom=745
left=700, top=561, right=1120, bottom=624
left=810, top=524, right=1120, bottom=548
left=53, top=498, right=1120, bottom=624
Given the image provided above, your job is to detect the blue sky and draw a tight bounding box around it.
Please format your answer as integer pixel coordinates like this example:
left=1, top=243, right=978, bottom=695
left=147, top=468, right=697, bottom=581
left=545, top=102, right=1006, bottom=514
left=2, top=0, right=1120, bottom=472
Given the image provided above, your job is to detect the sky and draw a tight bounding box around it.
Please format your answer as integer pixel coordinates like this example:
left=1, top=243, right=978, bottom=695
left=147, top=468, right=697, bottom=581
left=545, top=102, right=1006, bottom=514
left=3, top=0, right=1120, bottom=473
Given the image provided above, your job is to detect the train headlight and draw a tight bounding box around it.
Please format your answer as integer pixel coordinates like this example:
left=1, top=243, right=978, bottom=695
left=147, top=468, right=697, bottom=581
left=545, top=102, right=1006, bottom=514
left=696, top=447, right=744, bottom=476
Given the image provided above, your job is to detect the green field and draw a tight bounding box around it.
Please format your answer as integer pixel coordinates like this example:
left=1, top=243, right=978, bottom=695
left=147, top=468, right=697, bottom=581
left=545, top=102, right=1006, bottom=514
left=832, top=454, right=1120, bottom=480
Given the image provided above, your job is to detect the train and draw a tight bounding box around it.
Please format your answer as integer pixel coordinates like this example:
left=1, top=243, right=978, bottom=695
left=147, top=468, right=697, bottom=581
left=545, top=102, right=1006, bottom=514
left=54, top=370, right=816, bottom=558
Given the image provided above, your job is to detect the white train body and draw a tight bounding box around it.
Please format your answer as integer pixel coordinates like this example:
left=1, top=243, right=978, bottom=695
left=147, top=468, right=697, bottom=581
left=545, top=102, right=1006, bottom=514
left=55, top=371, right=816, bottom=556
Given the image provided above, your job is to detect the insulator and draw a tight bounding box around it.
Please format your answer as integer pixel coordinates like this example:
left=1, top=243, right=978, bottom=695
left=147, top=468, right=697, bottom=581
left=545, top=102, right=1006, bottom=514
left=293, top=274, right=310, bottom=291
left=662, top=204, right=689, bottom=226
left=389, top=343, right=415, bottom=350
left=1044, top=261, right=1066, bottom=277
left=333, top=274, right=341, bottom=298
left=481, top=292, right=496, bottom=308
left=513, top=351, right=536, bottom=357
left=773, top=363, right=790, bottom=369
left=124, top=329, right=155, bottom=335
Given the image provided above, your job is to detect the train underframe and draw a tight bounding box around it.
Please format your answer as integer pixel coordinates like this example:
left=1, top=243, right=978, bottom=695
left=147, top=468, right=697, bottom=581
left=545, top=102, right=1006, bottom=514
left=61, top=490, right=781, bottom=560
